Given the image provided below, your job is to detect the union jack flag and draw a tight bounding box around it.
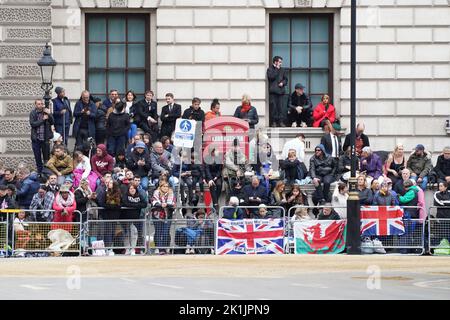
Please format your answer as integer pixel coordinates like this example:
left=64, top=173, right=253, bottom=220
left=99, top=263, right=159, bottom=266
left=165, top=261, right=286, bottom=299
left=360, top=206, right=405, bottom=236
left=216, top=219, right=285, bottom=255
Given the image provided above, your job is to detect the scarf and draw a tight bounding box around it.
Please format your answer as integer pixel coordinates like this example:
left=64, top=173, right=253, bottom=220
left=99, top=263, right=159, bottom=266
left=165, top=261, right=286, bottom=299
left=55, top=192, right=74, bottom=208
left=240, top=103, right=251, bottom=114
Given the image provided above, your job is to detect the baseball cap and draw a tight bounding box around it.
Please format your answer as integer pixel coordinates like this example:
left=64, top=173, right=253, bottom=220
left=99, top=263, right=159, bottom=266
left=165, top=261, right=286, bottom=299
left=415, top=144, right=425, bottom=151
left=295, top=83, right=305, bottom=90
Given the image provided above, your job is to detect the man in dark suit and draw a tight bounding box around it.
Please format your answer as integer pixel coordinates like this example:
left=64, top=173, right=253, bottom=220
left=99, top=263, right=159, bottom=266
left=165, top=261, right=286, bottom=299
left=320, top=123, right=343, bottom=162
left=133, top=90, right=159, bottom=143
left=160, top=92, right=181, bottom=139
left=267, top=55, right=288, bottom=127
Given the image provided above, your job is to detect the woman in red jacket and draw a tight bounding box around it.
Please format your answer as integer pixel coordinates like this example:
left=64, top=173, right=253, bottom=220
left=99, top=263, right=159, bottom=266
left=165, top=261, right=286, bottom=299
left=52, top=185, right=77, bottom=232
left=312, top=94, right=336, bottom=128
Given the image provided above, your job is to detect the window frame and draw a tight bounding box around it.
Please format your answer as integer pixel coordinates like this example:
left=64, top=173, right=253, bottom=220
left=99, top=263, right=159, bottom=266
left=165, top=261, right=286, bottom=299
left=85, top=13, right=150, bottom=99
left=269, top=13, right=334, bottom=106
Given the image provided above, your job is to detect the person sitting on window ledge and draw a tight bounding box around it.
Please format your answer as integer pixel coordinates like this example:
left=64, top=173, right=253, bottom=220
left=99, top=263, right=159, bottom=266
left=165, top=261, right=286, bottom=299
left=312, top=94, right=336, bottom=128
left=286, top=83, right=313, bottom=128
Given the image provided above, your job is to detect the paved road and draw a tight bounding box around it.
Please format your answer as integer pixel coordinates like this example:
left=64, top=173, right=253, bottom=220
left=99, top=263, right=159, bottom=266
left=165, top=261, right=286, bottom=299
left=1, top=271, right=449, bottom=300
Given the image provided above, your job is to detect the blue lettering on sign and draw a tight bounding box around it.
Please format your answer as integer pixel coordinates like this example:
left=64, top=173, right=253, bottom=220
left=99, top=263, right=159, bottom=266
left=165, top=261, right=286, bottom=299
left=180, top=120, right=192, bottom=132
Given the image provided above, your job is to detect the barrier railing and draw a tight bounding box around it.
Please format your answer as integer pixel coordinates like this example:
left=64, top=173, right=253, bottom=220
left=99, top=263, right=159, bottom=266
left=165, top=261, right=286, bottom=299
left=428, top=205, right=450, bottom=256
left=0, top=219, right=8, bottom=258
left=85, top=207, right=147, bottom=255
left=360, top=206, right=425, bottom=255
left=9, top=209, right=82, bottom=257
left=217, top=206, right=286, bottom=254
left=286, top=205, right=347, bottom=254
left=147, top=217, right=216, bottom=255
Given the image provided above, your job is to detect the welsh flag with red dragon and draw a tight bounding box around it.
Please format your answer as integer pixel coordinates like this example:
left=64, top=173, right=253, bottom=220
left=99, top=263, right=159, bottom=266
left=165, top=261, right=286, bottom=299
left=294, top=220, right=347, bottom=254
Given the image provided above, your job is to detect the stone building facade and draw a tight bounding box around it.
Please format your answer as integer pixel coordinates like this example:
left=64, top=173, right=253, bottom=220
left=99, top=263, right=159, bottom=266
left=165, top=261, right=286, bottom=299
left=0, top=0, right=449, bottom=168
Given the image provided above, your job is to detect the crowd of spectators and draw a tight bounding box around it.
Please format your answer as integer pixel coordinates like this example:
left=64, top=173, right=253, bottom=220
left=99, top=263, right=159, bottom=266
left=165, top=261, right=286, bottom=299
left=1, top=77, right=450, bottom=255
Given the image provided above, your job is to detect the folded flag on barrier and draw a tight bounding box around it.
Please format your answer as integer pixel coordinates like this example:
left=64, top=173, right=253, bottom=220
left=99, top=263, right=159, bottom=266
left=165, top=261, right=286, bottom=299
left=293, top=220, right=347, bottom=254
left=360, top=206, right=405, bottom=236
left=216, top=218, right=284, bottom=255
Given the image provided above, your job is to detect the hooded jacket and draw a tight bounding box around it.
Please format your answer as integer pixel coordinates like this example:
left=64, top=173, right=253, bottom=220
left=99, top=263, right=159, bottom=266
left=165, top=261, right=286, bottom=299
left=399, top=185, right=420, bottom=218
left=407, top=151, right=433, bottom=178
left=309, top=144, right=336, bottom=178
left=91, top=144, right=114, bottom=177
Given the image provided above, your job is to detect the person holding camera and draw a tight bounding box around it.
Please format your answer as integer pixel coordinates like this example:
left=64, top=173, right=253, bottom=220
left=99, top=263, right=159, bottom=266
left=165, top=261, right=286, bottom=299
left=30, top=99, right=54, bottom=174
left=73, top=90, right=97, bottom=149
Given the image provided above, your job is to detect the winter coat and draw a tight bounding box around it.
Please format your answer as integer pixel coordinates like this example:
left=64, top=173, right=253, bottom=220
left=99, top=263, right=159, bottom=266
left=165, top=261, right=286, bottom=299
left=150, top=150, right=173, bottom=178
left=73, top=100, right=97, bottom=138
left=29, top=108, right=54, bottom=141
left=312, top=102, right=336, bottom=128
left=16, top=173, right=41, bottom=208
left=90, top=144, right=114, bottom=177
left=360, top=153, right=383, bottom=179
left=288, top=91, right=312, bottom=113
left=242, top=184, right=269, bottom=205
left=433, top=154, right=450, bottom=181
left=372, top=191, right=396, bottom=206
left=46, top=153, right=73, bottom=175
left=222, top=206, right=244, bottom=220
left=281, top=158, right=308, bottom=182
left=358, top=188, right=373, bottom=205
left=233, top=106, right=259, bottom=129
left=434, top=190, right=450, bottom=218
left=317, top=210, right=341, bottom=220
left=266, top=64, right=288, bottom=95
left=106, top=111, right=130, bottom=137
left=224, top=150, right=251, bottom=178
left=182, top=106, right=205, bottom=122
left=151, top=189, right=175, bottom=220
left=399, top=185, right=420, bottom=218
left=407, top=151, right=433, bottom=178
left=52, top=96, right=72, bottom=126
left=126, top=150, right=152, bottom=178
left=95, top=104, right=109, bottom=132
left=309, top=144, right=336, bottom=178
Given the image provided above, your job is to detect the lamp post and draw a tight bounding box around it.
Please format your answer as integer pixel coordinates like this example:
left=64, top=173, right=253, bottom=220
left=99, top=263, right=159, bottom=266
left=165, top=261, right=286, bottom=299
left=346, top=0, right=361, bottom=254
left=37, top=43, right=57, bottom=111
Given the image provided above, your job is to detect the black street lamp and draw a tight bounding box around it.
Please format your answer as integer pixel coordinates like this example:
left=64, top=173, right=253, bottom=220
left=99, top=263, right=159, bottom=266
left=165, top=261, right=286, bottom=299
left=37, top=43, right=57, bottom=110
left=346, top=0, right=361, bottom=254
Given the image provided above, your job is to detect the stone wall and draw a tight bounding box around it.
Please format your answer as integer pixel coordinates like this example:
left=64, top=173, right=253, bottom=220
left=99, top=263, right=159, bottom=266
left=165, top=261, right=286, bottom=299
left=0, top=0, right=52, bottom=167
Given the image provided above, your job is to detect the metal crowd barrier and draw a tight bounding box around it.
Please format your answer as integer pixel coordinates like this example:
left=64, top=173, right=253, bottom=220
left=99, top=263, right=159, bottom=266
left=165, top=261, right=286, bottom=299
left=85, top=207, right=147, bottom=255
left=360, top=206, right=425, bottom=255
left=148, top=205, right=217, bottom=255
left=8, top=209, right=82, bottom=257
left=428, top=206, right=450, bottom=256
left=217, top=206, right=287, bottom=254
left=0, top=218, right=8, bottom=258
left=286, top=205, right=347, bottom=254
